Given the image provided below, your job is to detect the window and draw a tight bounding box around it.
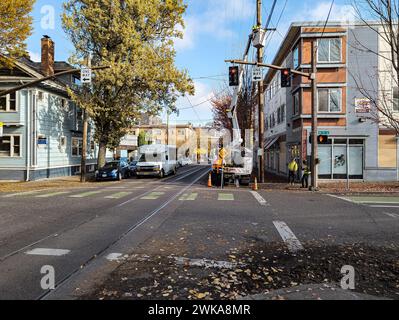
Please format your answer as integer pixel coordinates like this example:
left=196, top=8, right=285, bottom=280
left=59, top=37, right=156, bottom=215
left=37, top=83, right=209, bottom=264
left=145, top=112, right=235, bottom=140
left=318, top=88, right=342, bottom=112
left=0, top=135, right=21, bottom=157
left=178, top=129, right=185, bottom=136
left=293, top=92, right=300, bottom=115
left=90, top=140, right=95, bottom=154
left=72, top=137, right=83, bottom=157
left=318, top=38, right=341, bottom=63
left=293, top=45, right=300, bottom=69
left=393, top=87, right=399, bottom=112
left=0, top=93, right=17, bottom=111
left=277, top=107, right=281, bottom=124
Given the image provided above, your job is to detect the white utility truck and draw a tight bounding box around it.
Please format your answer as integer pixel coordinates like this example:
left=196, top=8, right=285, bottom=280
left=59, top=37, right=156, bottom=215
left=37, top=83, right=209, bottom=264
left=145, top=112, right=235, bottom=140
left=136, top=144, right=177, bottom=178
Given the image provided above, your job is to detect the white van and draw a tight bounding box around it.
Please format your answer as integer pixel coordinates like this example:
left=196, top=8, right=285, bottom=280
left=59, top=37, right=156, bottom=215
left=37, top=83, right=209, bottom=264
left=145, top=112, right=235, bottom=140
left=136, top=144, right=177, bottom=178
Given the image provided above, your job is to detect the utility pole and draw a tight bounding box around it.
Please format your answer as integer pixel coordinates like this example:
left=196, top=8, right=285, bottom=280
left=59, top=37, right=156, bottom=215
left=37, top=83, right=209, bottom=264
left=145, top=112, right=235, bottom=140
left=257, top=0, right=265, bottom=183
left=310, top=40, right=318, bottom=190
left=80, top=56, right=91, bottom=183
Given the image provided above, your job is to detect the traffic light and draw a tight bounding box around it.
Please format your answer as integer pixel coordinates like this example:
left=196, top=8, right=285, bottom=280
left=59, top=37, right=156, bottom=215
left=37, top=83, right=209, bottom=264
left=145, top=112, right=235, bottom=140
left=317, top=135, right=329, bottom=144
left=281, top=68, right=291, bottom=88
left=229, top=66, right=239, bottom=86
left=309, top=135, right=329, bottom=144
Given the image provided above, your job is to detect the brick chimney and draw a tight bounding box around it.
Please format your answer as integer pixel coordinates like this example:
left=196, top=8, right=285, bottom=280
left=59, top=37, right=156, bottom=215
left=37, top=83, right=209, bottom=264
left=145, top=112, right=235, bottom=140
left=41, top=35, right=55, bottom=76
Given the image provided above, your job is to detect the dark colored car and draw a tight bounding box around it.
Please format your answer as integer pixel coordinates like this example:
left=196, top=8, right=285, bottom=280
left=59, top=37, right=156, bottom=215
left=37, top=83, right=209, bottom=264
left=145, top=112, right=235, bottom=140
left=95, top=160, right=130, bottom=181
left=128, top=160, right=138, bottom=176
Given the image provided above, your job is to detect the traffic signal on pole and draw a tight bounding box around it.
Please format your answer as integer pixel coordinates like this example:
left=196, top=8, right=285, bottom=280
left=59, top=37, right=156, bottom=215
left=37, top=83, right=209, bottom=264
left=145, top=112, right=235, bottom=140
left=309, top=135, right=329, bottom=144
left=281, top=68, right=291, bottom=88
left=317, top=135, right=329, bottom=144
left=229, top=66, right=239, bottom=86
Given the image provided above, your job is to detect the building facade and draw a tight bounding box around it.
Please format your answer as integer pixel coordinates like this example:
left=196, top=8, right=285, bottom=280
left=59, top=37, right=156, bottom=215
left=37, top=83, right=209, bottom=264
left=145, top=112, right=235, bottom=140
left=264, top=21, right=399, bottom=182
left=0, top=37, right=104, bottom=181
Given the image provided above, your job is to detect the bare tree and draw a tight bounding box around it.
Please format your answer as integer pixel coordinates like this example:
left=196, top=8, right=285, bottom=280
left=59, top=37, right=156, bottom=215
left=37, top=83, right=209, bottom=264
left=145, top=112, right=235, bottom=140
left=211, top=65, right=254, bottom=136
left=351, top=0, right=399, bottom=134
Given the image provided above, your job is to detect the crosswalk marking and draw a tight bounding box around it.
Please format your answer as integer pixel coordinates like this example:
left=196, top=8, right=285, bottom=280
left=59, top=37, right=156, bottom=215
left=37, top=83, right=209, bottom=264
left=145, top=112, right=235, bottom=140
left=250, top=191, right=268, bottom=206
left=70, top=190, right=103, bottom=198
left=218, top=193, right=234, bottom=201
left=25, top=248, right=70, bottom=256
left=140, top=192, right=165, bottom=200
left=179, top=193, right=198, bottom=201
left=35, top=191, right=70, bottom=198
left=3, top=190, right=42, bottom=198
left=105, top=192, right=132, bottom=199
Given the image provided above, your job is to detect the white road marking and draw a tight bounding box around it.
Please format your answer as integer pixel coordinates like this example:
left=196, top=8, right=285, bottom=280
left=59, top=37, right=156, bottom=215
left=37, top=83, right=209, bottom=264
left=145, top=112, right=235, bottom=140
left=273, top=221, right=304, bottom=253
left=35, top=191, right=70, bottom=198
left=250, top=191, right=268, bottom=206
left=327, top=194, right=356, bottom=203
left=3, top=190, right=50, bottom=198
left=172, top=257, right=246, bottom=270
left=69, top=190, right=103, bottom=198
left=105, top=253, right=124, bottom=261
left=383, top=212, right=399, bottom=219
left=25, top=248, right=70, bottom=256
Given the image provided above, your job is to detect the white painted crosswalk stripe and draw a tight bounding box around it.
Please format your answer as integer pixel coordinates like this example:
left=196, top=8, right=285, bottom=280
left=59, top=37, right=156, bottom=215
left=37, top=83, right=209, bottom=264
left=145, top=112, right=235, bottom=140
left=273, top=221, right=304, bottom=253
left=70, top=190, right=103, bottom=198
left=250, top=191, right=268, bottom=206
left=105, top=192, right=132, bottom=199
left=35, top=191, right=70, bottom=198
left=25, top=248, right=70, bottom=256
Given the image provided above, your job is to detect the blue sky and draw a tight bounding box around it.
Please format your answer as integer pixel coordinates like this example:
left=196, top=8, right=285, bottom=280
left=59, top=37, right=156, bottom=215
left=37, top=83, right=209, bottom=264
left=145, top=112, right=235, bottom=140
left=26, top=0, right=355, bottom=126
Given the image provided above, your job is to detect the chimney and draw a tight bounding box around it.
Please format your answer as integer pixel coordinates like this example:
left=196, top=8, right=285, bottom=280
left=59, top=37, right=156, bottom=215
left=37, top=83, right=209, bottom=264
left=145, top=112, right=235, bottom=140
left=41, top=35, right=55, bottom=76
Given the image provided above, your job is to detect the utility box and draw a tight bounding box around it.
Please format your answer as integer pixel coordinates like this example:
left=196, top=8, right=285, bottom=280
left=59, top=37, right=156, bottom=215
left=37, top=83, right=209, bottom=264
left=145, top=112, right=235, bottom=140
left=253, top=28, right=266, bottom=49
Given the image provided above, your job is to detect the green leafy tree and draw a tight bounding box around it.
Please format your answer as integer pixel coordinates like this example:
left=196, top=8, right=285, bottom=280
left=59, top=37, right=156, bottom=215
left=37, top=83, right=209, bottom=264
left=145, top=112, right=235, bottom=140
left=0, top=0, right=35, bottom=66
left=138, top=131, right=147, bottom=147
left=62, top=0, right=194, bottom=167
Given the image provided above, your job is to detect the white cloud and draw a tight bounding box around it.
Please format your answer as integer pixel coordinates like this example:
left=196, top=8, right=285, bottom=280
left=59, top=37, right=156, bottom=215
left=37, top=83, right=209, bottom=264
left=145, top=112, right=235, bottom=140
left=300, top=2, right=356, bottom=24
left=28, top=50, right=41, bottom=62
left=176, top=0, right=255, bottom=51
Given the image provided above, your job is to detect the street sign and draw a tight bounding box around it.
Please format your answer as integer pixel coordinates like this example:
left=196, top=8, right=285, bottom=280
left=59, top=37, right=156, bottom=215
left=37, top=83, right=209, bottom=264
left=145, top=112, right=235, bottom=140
left=81, top=67, right=92, bottom=84
left=0, top=122, right=3, bottom=137
left=252, top=67, right=263, bottom=82
left=219, top=148, right=228, bottom=159
left=318, top=130, right=330, bottom=136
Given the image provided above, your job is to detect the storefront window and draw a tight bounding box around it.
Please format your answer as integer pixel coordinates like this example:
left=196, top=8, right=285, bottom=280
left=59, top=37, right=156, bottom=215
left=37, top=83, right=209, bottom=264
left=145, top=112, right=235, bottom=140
left=317, top=139, right=364, bottom=179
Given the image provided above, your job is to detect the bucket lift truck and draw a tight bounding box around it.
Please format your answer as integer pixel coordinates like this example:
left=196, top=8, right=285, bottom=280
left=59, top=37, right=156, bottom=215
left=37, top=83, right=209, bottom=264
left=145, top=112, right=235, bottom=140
left=211, top=35, right=254, bottom=187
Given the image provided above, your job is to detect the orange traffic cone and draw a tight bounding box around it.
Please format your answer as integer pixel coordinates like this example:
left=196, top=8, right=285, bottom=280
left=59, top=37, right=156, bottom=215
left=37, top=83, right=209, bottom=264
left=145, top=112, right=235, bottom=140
left=252, top=177, right=258, bottom=191
left=208, top=173, right=212, bottom=188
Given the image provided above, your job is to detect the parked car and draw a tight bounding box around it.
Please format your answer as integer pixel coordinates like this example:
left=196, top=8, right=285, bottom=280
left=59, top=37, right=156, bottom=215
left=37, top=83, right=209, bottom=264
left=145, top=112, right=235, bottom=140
left=128, top=160, right=138, bottom=176
left=95, top=160, right=130, bottom=181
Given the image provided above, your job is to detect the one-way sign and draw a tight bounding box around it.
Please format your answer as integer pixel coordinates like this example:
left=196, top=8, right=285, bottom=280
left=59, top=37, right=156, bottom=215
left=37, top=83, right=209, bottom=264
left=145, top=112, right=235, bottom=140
left=252, top=67, right=263, bottom=82
left=81, top=67, right=92, bottom=84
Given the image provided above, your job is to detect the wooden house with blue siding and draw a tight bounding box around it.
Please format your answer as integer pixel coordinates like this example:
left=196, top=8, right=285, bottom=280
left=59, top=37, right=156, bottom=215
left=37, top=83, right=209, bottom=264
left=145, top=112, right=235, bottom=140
left=0, top=36, right=109, bottom=181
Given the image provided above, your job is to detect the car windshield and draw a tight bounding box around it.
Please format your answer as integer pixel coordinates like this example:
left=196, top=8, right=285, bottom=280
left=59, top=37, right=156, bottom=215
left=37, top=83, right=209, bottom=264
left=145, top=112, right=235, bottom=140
left=138, top=153, right=162, bottom=163
left=103, top=162, right=119, bottom=169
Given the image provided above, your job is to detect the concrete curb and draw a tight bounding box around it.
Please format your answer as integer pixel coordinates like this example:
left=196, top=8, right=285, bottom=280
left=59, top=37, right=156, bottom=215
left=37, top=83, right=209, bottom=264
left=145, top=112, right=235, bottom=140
left=240, top=283, right=390, bottom=300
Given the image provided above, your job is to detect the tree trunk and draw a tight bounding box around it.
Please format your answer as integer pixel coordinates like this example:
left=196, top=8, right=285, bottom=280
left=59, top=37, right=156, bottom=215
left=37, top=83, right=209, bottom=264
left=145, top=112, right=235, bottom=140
left=98, top=141, right=107, bottom=168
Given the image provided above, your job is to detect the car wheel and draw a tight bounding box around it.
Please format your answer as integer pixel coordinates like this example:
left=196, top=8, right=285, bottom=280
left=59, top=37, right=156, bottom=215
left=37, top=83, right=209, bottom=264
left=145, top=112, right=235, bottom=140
left=173, top=168, right=177, bottom=175
left=159, top=169, right=165, bottom=179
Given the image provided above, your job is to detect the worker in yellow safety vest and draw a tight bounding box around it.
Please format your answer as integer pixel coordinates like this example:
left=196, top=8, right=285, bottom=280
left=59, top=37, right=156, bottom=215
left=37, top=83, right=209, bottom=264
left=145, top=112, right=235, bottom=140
left=288, top=158, right=298, bottom=185
left=301, top=160, right=311, bottom=189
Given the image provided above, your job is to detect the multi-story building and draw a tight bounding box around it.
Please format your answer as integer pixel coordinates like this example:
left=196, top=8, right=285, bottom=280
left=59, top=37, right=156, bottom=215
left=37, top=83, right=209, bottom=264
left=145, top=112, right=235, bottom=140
left=120, top=124, right=196, bottom=160
left=264, top=21, right=399, bottom=182
left=0, top=36, right=107, bottom=181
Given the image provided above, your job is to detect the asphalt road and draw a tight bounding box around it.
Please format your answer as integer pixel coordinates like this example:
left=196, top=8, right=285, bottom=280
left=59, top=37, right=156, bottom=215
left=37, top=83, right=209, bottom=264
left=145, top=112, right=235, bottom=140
left=0, top=165, right=398, bottom=300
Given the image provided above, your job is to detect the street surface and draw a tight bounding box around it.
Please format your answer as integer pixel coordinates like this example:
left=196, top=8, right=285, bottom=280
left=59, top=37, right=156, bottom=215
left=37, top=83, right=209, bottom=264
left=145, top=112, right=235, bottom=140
left=0, top=165, right=398, bottom=300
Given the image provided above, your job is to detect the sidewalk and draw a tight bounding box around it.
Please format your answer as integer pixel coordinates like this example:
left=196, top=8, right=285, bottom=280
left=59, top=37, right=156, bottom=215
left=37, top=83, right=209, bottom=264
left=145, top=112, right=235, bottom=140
left=0, top=175, right=110, bottom=193
left=242, top=283, right=388, bottom=300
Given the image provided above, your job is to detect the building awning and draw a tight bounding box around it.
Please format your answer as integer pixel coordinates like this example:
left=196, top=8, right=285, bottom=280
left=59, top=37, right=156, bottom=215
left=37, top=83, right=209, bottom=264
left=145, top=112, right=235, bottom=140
left=264, top=136, right=280, bottom=150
